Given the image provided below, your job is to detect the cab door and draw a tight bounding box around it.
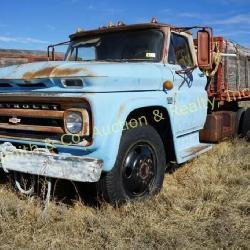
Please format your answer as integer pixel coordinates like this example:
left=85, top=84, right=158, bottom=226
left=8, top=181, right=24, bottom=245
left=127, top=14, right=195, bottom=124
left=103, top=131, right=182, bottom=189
left=166, top=32, right=208, bottom=136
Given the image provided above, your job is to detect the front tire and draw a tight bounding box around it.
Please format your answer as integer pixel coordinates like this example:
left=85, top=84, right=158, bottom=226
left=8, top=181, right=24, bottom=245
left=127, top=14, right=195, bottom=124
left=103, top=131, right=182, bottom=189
left=98, top=125, right=166, bottom=204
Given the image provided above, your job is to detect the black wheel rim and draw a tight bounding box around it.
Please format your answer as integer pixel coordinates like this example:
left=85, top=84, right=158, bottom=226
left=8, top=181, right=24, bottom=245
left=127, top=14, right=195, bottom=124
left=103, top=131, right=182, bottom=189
left=122, top=142, right=157, bottom=197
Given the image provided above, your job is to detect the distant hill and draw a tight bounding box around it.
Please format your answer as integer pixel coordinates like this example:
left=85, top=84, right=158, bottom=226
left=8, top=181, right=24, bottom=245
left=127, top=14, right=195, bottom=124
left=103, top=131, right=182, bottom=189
left=0, top=48, right=64, bottom=67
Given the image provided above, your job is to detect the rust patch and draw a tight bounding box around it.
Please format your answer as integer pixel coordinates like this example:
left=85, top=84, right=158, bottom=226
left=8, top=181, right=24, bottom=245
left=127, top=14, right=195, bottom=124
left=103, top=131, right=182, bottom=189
left=23, top=67, right=95, bottom=81
left=0, top=123, right=64, bottom=134
left=23, top=67, right=55, bottom=81
left=188, top=145, right=208, bottom=155
left=182, top=145, right=210, bottom=159
left=0, top=49, right=64, bottom=68
left=116, top=104, right=125, bottom=120
left=118, top=104, right=125, bottom=115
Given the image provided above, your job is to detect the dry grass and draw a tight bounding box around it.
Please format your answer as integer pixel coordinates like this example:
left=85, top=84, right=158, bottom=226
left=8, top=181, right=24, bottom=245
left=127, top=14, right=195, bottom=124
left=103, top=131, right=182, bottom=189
left=0, top=139, right=249, bottom=249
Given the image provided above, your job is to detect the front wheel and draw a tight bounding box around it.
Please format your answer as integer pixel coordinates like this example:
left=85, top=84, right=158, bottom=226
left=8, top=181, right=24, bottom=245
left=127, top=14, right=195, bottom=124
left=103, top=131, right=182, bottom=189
left=98, top=125, right=166, bottom=204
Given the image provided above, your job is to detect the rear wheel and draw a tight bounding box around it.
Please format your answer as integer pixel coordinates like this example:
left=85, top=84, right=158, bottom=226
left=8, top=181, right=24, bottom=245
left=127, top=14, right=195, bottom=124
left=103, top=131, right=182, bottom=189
left=242, top=108, right=250, bottom=140
left=98, top=125, right=166, bottom=204
left=235, top=108, right=246, bottom=137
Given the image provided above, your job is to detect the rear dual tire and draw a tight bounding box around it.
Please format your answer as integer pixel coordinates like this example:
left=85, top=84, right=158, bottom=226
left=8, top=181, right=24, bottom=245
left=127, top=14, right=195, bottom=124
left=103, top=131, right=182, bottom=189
left=236, top=108, right=250, bottom=139
left=242, top=108, right=250, bottom=140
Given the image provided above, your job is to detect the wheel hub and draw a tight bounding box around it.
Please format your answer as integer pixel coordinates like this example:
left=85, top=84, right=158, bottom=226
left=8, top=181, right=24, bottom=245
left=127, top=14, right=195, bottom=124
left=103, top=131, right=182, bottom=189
left=122, top=143, right=156, bottom=197
left=139, top=158, right=153, bottom=179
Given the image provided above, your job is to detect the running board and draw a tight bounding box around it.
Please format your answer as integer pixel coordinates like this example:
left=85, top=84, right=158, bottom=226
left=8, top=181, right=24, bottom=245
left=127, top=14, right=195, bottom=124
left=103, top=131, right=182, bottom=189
left=180, top=143, right=212, bottom=161
left=175, top=131, right=212, bottom=164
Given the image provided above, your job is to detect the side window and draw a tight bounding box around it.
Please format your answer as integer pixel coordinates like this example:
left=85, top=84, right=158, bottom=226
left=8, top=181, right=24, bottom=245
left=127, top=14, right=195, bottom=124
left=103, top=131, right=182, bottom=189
left=168, top=33, right=193, bottom=66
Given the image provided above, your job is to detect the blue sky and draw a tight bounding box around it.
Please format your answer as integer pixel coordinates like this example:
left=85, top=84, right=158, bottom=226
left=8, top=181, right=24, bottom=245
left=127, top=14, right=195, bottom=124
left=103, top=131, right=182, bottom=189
left=0, top=0, right=250, bottom=51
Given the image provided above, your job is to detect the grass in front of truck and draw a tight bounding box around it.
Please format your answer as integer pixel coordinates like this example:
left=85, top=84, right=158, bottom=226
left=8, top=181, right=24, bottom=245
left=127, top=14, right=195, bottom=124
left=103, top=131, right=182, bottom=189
left=0, top=139, right=249, bottom=249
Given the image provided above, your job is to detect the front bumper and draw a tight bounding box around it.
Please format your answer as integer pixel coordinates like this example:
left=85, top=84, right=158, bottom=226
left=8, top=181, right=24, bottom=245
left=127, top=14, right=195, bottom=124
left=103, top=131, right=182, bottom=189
left=0, top=142, right=103, bottom=182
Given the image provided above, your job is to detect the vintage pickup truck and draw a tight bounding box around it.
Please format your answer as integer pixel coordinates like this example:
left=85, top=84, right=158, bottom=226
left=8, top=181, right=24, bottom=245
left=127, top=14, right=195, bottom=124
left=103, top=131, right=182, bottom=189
left=0, top=19, right=249, bottom=204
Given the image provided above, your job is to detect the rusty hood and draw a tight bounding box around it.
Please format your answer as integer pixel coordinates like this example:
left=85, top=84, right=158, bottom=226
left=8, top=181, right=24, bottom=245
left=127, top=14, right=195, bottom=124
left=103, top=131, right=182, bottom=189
left=0, top=61, right=165, bottom=92
left=0, top=61, right=96, bottom=80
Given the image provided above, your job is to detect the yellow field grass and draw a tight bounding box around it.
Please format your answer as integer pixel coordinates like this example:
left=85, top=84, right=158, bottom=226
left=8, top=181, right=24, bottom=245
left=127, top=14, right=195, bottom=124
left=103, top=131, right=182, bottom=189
left=0, top=139, right=249, bottom=249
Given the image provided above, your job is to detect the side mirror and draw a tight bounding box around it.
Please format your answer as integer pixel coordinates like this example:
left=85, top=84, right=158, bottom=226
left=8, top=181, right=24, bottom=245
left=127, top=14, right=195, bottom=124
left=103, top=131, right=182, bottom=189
left=197, top=29, right=213, bottom=69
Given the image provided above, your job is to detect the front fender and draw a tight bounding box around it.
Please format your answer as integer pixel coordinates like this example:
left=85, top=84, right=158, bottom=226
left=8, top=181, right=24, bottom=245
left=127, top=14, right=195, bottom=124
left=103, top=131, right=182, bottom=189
left=85, top=91, right=174, bottom=172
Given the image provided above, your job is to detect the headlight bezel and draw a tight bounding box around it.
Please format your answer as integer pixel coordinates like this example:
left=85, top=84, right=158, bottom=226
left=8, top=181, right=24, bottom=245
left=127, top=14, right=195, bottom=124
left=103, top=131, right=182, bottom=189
left=64, top=108, right=90, bottom=135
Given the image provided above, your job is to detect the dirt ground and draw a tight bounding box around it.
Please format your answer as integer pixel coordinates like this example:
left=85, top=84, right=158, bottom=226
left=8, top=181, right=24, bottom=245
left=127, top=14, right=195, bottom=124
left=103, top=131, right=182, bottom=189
left=0, top=139, right=249, bottom=249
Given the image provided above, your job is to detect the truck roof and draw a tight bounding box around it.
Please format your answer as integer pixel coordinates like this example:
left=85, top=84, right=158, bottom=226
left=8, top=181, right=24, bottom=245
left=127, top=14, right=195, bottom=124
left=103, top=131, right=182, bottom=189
left=70, top=22, right=177, bottom=40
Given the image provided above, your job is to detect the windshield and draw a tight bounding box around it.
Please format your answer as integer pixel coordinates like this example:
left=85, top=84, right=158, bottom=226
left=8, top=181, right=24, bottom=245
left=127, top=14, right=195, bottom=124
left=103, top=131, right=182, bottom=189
left=65, top=29, right=164, bottom=62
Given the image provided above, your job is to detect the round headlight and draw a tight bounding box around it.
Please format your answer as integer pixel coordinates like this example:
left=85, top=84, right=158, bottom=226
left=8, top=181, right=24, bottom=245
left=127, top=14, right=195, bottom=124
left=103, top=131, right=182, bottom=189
left=65, top=112, right=83, bottom=134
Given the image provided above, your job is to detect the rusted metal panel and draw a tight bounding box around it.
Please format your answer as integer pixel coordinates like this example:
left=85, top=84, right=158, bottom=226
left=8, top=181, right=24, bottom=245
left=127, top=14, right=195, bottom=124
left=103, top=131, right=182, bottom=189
left=0, top=96, right=91, bottom=145
left=200, top=111, right=236, bottom=142
left=182, top=144, right=211, bottom=158
left=70, top=23, right=176, bottom=40
left=0, top=109, right=64, bottom=119
left=0, top=123, right=64, bottom=133
left=0, top=49, right=64, bottom=68
left=200, top=113, right=223, bottom=142
left=220, top=111, right=237, bottom=138
left=0, top=142, right=102, bottom=182
left=22, top=66, right=87, bottom=81
left=0, top=61, right=96, bottom=81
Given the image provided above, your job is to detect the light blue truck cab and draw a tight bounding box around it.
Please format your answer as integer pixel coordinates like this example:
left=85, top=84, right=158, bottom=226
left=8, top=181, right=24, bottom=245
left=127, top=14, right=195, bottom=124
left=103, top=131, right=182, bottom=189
left=0, top=21, right=213, bottom=203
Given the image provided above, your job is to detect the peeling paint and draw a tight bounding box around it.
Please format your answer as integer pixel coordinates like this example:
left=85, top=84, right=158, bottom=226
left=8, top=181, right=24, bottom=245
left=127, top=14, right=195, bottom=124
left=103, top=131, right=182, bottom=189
left=116, top=103, right=126, bottom=119
left=22, top=67, right=95, bottom=81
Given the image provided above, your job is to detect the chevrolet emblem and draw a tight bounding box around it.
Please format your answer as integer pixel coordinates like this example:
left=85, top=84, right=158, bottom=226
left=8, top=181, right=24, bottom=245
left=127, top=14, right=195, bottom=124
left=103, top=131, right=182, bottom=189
left=9, top=117, right=21, bottom=125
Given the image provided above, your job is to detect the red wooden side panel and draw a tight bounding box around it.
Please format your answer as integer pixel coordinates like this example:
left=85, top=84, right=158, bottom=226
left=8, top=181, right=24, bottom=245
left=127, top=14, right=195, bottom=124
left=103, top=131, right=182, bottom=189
left=208, top=37, right=250, bottom=102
